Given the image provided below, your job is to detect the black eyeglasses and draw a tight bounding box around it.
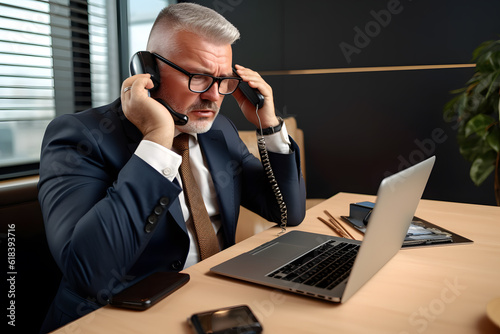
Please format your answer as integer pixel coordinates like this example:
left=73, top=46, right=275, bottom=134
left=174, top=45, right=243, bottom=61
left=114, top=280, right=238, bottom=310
left=152, top=53, right=241, bottom=95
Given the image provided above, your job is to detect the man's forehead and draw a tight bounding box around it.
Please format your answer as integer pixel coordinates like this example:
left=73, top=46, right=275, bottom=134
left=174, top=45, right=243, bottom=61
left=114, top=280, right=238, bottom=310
left=152, top=30, right=233, bottom=68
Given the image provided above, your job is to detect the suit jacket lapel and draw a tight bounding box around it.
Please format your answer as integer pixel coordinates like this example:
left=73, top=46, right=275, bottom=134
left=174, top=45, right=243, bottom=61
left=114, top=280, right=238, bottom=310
left=198, top=130, right=236, bottom=244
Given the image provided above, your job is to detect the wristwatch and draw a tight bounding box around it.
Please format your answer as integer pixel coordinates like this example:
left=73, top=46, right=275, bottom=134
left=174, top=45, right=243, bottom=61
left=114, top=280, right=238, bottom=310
left=256, top=117, right=284, bottom=135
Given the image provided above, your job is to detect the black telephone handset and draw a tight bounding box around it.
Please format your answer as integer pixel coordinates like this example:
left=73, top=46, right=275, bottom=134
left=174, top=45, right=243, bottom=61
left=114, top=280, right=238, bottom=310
left=233, top=68, right=265, bottom=109
left=129, top=51, right=188, bottom=125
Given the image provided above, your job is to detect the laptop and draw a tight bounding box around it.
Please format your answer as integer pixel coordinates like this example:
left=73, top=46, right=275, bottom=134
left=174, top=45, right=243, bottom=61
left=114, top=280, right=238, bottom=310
left=211, top=156, right=435, bottom=303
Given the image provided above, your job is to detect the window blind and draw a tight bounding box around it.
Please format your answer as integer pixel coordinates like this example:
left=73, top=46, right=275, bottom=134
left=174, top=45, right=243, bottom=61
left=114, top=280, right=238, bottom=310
left=0, top=0, right=54, bottom=121
left=0, top=0, right=114, bottom=177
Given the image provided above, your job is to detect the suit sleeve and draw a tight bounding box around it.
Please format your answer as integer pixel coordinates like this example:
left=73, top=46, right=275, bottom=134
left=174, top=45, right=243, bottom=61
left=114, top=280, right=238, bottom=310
left=38, top=114, right=182, bottom=298
left=242, top=138, right=306, bottom=227
left=223, top=118, right=306, bottom=227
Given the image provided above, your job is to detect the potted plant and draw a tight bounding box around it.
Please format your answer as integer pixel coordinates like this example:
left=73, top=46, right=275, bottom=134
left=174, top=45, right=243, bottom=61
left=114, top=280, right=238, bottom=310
left=443, top=38, right=500, bottom=206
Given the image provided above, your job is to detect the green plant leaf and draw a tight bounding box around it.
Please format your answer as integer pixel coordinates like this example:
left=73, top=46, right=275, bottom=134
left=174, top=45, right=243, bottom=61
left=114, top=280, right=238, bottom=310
left=458, top=132, right=486, bottom=161
left=449, top=87, right=467, bottom=95
left=475, top=72, right=494, bottom=92
left=443, top=94, right=463, bottom=122
left=445, top=37, right=500, bottom=188
left=472, top=40, right=492, bottom=62
left=465, top=114, right=496, bottom=138
left=486, top=126, right=500, bottom=152
left=470, top=152, right=497, bottom=186
left=484, top=71, right=500, bottom=100
left=474, top=40, right=500, bottom=72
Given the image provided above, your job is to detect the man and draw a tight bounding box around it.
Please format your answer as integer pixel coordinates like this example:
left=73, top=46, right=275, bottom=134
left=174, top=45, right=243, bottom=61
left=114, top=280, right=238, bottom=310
left=38, top=3, right=305, bottom=332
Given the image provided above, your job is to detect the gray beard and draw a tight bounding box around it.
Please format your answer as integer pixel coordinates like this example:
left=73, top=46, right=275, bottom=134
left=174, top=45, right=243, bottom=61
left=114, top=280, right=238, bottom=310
left=179, top=116, right=216, bottom=134
left=174, top=100, right=220, bottom=134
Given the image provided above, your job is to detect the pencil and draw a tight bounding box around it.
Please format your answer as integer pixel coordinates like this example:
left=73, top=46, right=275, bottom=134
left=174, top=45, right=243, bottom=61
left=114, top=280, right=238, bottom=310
left=317, top=217, right=346, bottom=238
left=324, top=210, right=356, bottom=240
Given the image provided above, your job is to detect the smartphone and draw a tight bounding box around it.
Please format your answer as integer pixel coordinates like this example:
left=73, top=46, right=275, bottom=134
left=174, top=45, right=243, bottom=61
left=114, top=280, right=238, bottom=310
left=188, top=305, right=263, bottom=334
left=109, top=271, right=190, bottom=310
left=129, top=51, right=188, bottom=125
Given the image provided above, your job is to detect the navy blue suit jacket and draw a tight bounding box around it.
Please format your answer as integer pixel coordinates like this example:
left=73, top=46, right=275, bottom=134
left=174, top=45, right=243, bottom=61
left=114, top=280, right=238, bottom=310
left=38, top=98, right=306, bottom=332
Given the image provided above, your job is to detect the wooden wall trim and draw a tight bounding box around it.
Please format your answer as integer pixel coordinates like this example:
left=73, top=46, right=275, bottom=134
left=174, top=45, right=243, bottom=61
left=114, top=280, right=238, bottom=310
left=260, top=64, right=476, bottom=76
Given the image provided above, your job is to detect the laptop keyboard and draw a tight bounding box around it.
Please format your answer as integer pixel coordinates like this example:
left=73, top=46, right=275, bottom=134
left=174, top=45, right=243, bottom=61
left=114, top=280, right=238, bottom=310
left=267, top=241, right=359, bottom=290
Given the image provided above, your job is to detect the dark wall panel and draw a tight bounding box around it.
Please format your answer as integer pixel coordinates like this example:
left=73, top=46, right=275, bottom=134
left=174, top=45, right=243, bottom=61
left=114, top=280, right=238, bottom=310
left=193, top=0, right=499, bottom=205
left=281, top=0, right=500, bottom=68
left=280, top=68, right=495, bottom=205
left=208, top=0, right=500, bottom=69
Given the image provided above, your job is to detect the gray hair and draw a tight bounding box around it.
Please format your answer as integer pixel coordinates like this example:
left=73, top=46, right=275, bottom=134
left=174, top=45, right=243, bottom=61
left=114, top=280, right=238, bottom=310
left=148, top=3, right=240, bottom=46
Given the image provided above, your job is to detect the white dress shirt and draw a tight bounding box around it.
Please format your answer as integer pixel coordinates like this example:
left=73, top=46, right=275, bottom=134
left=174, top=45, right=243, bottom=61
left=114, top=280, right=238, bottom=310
left=135, top=123, right=291, bottom=269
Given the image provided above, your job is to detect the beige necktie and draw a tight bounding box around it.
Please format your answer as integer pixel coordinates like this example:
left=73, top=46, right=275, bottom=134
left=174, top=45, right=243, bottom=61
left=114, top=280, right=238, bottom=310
left=173, top=133, right=219, bottom=260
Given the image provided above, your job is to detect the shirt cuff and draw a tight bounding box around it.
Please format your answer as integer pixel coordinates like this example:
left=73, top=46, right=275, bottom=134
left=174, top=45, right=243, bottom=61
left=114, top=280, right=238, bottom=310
left=263, top=122, right=292, bottom=154
left=134, top=140, right=182, bottom=181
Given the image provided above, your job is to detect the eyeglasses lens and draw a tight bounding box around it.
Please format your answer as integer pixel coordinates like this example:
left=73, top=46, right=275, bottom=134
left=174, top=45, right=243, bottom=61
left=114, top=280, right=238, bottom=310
left=189, top=75, right=240, bottom=95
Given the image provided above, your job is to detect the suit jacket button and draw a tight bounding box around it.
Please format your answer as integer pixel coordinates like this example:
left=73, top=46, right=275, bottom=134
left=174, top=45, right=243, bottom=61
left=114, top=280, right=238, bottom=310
left=159, top=197, right=169, bottom=206
left=145, top=214, right=158, bottom=233
left=145, top=223, right=154, bottom=233
left=147, top=214, right=158, bottom=224
left=171, top=260, right=182, bottom=270
left=154, top=205, right=163, bottom=215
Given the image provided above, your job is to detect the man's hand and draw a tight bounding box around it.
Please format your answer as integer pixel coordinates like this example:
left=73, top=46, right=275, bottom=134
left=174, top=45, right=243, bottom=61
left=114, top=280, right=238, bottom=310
left=232, top=65, right=280, bottom=129
left=121, top=74, right=176, bottom=148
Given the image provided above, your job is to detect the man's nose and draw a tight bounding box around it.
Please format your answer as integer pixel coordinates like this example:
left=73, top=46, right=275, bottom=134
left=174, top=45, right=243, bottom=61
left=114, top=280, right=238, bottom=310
left=200, top=81, right=220, bottom=101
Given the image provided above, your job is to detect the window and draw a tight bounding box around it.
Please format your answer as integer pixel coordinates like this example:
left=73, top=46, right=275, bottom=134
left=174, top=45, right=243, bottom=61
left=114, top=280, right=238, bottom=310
left=127, top=0, right=172, bottom=58
left=0, top=0, right=118, bottom=179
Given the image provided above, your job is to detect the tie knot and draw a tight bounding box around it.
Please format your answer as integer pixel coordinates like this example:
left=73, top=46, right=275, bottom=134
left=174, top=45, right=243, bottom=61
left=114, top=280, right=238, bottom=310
left=173, top=133, right=190, bottom=152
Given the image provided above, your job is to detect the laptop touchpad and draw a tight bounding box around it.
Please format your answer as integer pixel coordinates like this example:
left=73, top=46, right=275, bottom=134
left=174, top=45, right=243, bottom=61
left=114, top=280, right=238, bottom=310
left=251, top=242, right=309, bottom=261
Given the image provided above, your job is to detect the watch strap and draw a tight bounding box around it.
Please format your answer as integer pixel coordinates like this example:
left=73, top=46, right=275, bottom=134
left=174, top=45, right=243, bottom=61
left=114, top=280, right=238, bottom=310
left=257, top=117, right=284, bottom=135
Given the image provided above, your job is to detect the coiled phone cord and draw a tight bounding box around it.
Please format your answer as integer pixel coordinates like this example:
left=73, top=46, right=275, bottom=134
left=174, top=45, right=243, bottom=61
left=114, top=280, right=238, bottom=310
left=255, top=106, right=288, bottom=235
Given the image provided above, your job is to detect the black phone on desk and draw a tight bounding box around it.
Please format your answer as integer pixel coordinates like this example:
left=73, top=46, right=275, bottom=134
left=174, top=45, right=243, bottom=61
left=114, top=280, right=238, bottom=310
left=109, top=271, right=190, bottom=310
left=129, top=51, right=188, bottom=125
left=189, top=305, right=263, bottom=334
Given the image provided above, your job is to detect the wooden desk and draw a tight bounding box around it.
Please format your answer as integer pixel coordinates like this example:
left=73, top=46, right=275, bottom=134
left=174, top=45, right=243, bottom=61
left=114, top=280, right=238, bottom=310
left=53, top=193, right=500, bottom=333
